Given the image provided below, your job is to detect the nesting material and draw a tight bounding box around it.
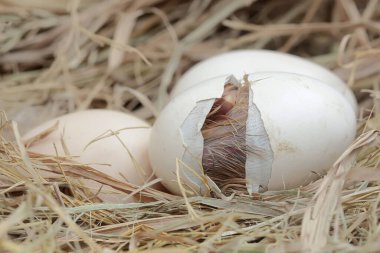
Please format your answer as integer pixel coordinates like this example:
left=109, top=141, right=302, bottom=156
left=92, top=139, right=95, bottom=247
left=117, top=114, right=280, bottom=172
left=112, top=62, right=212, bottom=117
left=1, top=0, right=380, bottom=252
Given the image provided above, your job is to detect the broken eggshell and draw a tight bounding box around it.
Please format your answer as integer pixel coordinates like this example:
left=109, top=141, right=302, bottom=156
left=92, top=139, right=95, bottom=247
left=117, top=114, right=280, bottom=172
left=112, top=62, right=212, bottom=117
left=171, top=50, right=358, bottom=115
left=150, top=72, right=356, bottom=196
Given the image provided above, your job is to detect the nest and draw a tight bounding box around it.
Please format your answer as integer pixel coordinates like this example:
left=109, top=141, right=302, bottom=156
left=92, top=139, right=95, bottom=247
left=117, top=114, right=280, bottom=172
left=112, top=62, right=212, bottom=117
left=1, top=0, right=380, bottom=252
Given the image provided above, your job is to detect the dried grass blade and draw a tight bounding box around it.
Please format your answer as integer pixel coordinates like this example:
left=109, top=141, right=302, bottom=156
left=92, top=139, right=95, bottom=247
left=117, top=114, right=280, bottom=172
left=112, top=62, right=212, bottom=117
left=108, top=11, right=142, bottom=72
left=301, top=130, right=379, bottom=251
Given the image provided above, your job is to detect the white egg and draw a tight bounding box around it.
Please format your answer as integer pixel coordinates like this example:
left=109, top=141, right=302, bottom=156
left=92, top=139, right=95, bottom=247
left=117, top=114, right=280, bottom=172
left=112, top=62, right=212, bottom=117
left=150, top=72, right=356, bottom=196
left=171, top=50, right=357, bottom=114
left=22, top=109, right=154, bottom=202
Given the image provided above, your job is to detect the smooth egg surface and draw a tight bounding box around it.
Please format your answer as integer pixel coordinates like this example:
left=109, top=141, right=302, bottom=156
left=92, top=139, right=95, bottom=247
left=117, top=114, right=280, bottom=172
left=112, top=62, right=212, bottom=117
left=171, top=50, right=357, bottom=114
left=23, top=109, right=153, bottom=202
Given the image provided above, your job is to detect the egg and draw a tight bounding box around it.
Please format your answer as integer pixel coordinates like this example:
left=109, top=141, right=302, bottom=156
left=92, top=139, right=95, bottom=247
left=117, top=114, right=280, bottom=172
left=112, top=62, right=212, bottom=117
left=171, top=50, right=358, bottom=114
left=150, top=72, right=356, bottom=196
left=22, top=109, right=154, bottom=202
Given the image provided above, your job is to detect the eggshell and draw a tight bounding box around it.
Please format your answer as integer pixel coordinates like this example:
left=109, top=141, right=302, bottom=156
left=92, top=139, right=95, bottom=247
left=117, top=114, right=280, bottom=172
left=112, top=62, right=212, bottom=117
left=150, top=72, right=356, bottom=195
left=171, top=50, right=357, bottom=114
left=23, top=109, right=153, bottom=202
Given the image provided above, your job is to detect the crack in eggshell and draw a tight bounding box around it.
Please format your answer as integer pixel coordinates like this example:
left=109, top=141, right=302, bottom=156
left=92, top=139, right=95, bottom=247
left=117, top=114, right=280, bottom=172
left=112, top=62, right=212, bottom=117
left=245, top=81, right=273, bottom=194
left=178, top=75, right=240, bottom=196
left=201, top=82, right=249, bottom=193
left=179, top=98, right=215, bottom=196
left=178, top=75, right=274, bottom=196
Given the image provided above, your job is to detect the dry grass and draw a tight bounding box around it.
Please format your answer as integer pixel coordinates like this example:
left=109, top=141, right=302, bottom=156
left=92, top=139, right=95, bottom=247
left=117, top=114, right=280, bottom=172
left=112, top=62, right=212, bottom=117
left=1, top=0, right=380, bottom=252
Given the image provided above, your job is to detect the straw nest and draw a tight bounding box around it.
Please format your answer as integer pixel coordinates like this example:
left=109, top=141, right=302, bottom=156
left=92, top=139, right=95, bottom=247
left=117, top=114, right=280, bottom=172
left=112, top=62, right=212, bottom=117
left=1, top=0, right=380, bottom=252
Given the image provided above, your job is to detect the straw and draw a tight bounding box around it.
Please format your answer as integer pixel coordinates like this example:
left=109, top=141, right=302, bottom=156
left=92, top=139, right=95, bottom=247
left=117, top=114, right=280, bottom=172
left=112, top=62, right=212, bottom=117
left=1, top=0, right=380, bottom=252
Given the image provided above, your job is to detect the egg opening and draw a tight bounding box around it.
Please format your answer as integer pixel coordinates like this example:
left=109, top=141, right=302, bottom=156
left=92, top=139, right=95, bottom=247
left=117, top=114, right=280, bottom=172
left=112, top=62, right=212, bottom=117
left=180, top=75, right=273, bottom=195
left=201, top=80, right=249, bottom=193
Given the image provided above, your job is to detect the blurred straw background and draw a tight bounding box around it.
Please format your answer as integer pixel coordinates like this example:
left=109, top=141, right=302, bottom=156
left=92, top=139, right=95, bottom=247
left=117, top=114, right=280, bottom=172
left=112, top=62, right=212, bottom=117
left=1, top=0, right=380, bottom=252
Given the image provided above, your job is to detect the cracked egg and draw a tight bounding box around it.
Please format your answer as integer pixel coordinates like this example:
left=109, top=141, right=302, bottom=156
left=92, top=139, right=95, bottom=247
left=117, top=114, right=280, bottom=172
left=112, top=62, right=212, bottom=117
left=150, top=72, right=356, bottom=196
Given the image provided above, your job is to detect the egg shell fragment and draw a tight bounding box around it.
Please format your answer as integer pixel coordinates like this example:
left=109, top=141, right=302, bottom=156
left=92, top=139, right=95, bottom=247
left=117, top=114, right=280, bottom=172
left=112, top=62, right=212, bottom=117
left=23, top=109, right=154, bottom=202
left=150, top=72, right=357, bottom=195
left=171, top=50, right=357, bottom=114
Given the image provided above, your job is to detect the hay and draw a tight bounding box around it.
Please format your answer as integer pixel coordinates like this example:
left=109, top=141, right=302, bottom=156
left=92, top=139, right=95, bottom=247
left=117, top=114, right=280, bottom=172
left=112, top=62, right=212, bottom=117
left=1, top=0, right=380, bottom=252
